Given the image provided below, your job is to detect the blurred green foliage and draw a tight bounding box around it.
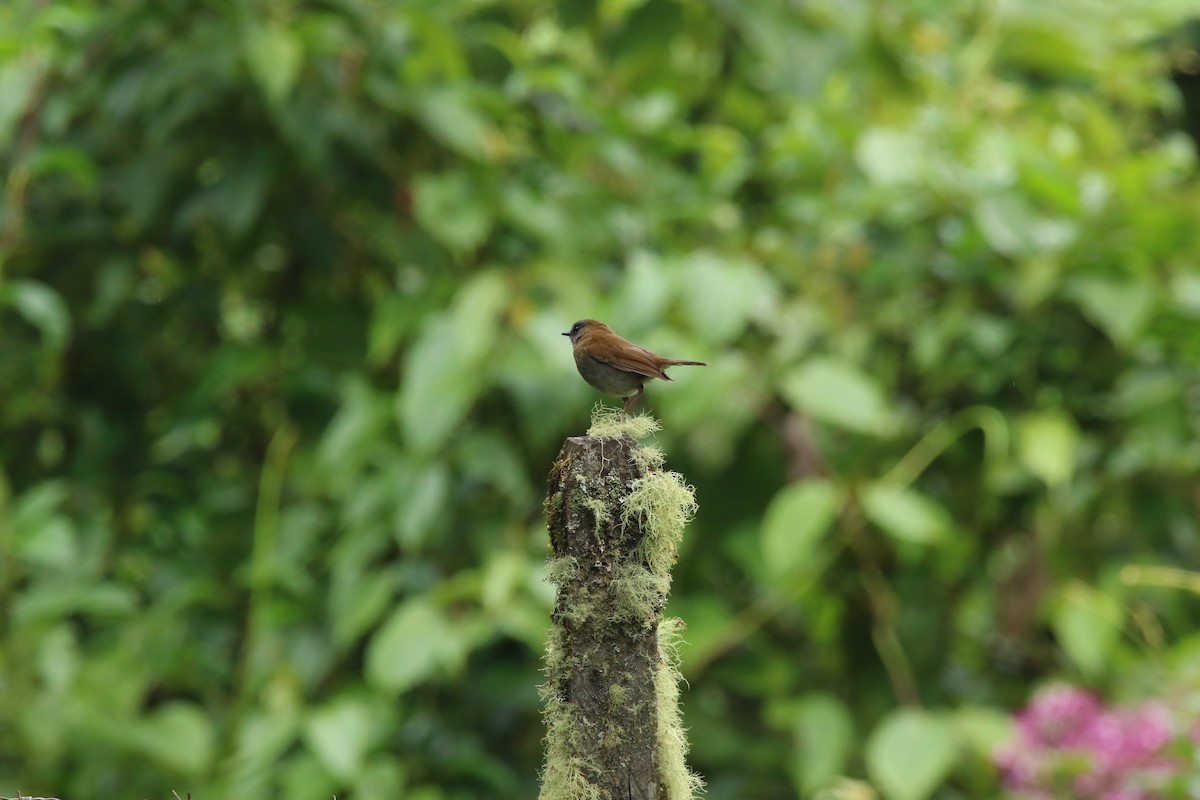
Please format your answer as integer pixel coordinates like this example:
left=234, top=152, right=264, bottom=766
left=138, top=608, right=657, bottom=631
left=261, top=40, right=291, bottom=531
left=2, top=0, right=1200, bottom=798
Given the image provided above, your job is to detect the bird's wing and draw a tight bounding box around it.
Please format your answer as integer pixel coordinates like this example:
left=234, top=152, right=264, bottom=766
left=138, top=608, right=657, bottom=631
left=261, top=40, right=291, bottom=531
left=593, top=345, right=671, bottom=381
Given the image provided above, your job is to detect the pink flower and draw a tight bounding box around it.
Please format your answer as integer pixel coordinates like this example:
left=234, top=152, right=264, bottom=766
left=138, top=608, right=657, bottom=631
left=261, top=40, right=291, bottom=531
left=1014, top=684, right=1101, bottom=747
left=994, top=685, right=1191, bottom=799
left=1098, top=791, right=1150, bottom=800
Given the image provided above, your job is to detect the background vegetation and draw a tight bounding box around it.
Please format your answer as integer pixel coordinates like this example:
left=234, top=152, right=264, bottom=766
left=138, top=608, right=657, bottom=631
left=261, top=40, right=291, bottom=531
left=2, top=0, right=1199, bottom=797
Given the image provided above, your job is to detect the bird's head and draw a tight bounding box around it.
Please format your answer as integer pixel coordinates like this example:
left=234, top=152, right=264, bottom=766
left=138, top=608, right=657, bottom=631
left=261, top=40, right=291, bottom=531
left=562, top=319, right=604, bottom=345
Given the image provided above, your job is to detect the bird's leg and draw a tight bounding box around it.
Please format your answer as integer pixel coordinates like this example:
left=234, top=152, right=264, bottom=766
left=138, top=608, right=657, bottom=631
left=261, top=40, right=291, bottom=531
left=622, top=387, right=643, bottom=415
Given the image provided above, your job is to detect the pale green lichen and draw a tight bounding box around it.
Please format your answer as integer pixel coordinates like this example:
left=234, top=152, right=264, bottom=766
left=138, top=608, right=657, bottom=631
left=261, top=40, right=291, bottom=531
left=610, top=444, right=696, bottom=628
left=545, top=555, right=579, bottom=586
left=581, top=495, right=610, bottom=539
left=587, top=404, right=661, bottom=440
left=633, top=443, right=665, bottom=471
left=608, top=560, right=670, bottom=625
left=554, top=585, right=596, bottom=628
left=656, top=617, right=705, bottom=799
left=545, top=488, right=564, bottom=520
left=601, top=722, right=625, bottom=750
left=558, top=596, right=595, bottom=628
left=538, top=698, right=603, bottom=800
left=624, top=468, right=697, bottom=584
left=539, top=628, right=603, bottom=800
left=608, top=683, right=628, bottom=712
left=546, top=558, right=591, bottom=626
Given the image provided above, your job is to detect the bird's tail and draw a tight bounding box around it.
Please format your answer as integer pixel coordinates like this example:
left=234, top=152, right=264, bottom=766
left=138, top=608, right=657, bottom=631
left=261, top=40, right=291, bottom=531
left=663, top=359, right=707, bottom=367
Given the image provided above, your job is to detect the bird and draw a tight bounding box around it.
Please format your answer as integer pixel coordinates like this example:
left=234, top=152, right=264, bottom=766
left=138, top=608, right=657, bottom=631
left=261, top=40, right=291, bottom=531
left=562, top=319, right=707, bottom=413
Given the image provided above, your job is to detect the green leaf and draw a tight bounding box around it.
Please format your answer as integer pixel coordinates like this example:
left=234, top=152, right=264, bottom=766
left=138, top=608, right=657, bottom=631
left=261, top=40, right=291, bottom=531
left=680, top=251, right=773, bottom=345
left=229, top=707, right=303, bottom=779
left=855, top=127, right=924, bottom=186
left=861, top=483, right=953, bottom=546
left=396, top=463, right=448, bottom=550
left=354, top=756, right=409, bottom=798
left=280, top=754, right=339, bottom=800
left=500, top=182, right=569, bottom=246
left=12, top=480, right=69, bottom=527
left=865, top=709, right=958, bottom=800
left=759, top=480, right=841, bottom=581
left=397, top=271, right=508, bottom=454
left=1171, top=272, right=1200, bottom=315
left=366, top=600, right=464, bottom=694
left=1111, top=367, right=1180, bottom=416
left=305, top=697, right=375, bottom=780
left=14, top=583, right=138, bottom=626
left=481, top=549, right=527, bottom=613
left=1014, top=256, right=1061, bottom=310
left=1017, top=410, right=1078, bottom=487
left=206, top=149, right=273, bottom=237
left=1052, top=581, right=1122, bottom=678
left=138, top=702, right=215, bottom=775
left=369, top=295, right=425, bottom=365
left=413, top=170, right=493, bottom=254
left=449, top=270, right=509, bottom=361
left=974, top=194, right=1035, bottom=257
left=416, top=89, right=493, bottom=160
left=974, top=195, right=1077, bottom=259
left=694, top=124, right=751, bottom=192
left=14, top=515, right=76, bottom=568
left=666, top=595, right=736, bottom=676
left=35, top=625, right=77, bottom=692
left=952, top=706, right=1014, bottom=756
left=5, top=279, right=71, bottom=350
left=616, top=250, right=672, bottom=325
left=780, top=358, right=899, bottom=437
left=1070, top=277, right=1155, bottom=348
left=317, top=378, right=390, bottom=479
left=994, top=9, right=1102, bottom=80
left=0, top=59, right=40, bottom=148
left=331, top=568, right=396, bottom=647
left=244, top=23, right=302, bottom=105
left=28, top=146, right=101, bottom=193
left=789, top=693, right=854, bottom=795
left=397, top=320, right=474, bottom=455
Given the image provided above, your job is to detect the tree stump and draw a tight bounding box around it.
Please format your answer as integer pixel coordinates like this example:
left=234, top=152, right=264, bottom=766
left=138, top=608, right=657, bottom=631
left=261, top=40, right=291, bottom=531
left=539, top=423, right=701, bottom=800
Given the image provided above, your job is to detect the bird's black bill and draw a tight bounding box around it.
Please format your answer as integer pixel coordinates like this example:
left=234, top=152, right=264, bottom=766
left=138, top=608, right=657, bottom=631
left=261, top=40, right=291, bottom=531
left=561, top=331, right=570, bottom=336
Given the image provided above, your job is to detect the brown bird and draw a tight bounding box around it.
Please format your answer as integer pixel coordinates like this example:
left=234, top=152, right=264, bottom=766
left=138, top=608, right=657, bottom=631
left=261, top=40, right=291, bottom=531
left=562, top=319, right=707, bottom=412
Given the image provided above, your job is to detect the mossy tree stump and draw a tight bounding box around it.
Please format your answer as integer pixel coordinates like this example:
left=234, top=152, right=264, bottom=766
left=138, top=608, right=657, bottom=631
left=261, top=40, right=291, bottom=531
left=539, top=411, right=702, bottom=800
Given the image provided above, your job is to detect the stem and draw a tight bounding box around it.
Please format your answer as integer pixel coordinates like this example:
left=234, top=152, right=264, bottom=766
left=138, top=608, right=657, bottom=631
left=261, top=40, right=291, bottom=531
left=881, top=405, right=1008, bottom=488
